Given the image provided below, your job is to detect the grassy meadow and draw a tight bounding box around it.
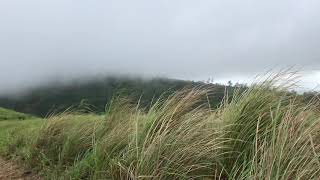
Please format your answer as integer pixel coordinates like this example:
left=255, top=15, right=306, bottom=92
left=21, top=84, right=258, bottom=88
left=1, top=74, right=320, bottom=179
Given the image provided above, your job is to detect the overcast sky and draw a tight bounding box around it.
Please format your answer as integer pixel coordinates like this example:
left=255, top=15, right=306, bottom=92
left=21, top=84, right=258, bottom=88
left=1, top=0, right=320, bottom=93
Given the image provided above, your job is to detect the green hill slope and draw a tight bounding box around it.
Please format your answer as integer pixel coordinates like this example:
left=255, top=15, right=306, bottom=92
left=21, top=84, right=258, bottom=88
left=0, top=107, right=32, bottom=121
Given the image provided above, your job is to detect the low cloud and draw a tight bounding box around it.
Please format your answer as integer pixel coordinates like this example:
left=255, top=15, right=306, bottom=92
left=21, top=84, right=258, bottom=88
left=1, top=0, right=320, bottom=93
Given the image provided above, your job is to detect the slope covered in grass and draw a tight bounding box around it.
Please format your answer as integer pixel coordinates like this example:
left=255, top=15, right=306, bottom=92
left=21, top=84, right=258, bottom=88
left=1, top=74, right=320, bottom=179
left=0, top=108, right=42, bottom=155
left=0, top=107, right=33, bottom=121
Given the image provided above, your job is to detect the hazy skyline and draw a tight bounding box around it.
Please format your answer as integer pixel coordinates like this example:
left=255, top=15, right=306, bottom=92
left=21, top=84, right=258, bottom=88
left=1, top=0, right=320, bottom=93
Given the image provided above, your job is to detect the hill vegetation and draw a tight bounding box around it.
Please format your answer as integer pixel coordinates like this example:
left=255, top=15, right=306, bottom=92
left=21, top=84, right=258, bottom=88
left=0, top=107, right=33, bottom=121
left=0, top=109, right=41, bottom=154
left=0, top=76, right=238, bottom=117
left=1, top=74, right=320, bottom=179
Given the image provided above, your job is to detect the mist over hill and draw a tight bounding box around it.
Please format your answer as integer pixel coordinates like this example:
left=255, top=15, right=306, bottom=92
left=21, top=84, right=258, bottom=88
left=0, top=76, right=236, bottom=117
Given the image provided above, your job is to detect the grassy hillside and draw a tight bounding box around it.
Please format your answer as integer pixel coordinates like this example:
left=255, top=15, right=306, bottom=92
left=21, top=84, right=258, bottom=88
left=1, top=75, right=320, bottom=179
left=0, top=108, right=41, bottom=154
left=0, top=107, right=33, bottom=121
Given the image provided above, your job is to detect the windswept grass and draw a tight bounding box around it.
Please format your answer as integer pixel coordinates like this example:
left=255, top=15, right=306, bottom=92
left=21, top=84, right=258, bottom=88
left=1, top=73, right=320, bottom=179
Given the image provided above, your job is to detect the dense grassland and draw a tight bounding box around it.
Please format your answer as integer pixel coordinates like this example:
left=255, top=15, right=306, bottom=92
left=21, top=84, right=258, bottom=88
left=1, top=75, right=320, bottom=179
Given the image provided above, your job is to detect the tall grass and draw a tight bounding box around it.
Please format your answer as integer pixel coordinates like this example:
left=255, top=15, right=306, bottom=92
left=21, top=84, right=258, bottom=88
left=3, top=73, right=320, bottom=179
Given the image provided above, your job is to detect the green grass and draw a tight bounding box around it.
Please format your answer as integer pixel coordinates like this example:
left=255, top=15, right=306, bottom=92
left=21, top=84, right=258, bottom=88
left=0, top=108, right=42, bottom=155
left=1, top=74, right=320, bottom=179
left=0, top=107, right=33, bottom=121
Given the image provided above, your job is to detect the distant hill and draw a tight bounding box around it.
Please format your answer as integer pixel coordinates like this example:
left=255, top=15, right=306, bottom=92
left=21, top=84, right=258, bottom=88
left=1, top=76, right=315, bottom=118
left=0, top=107, right=32, bottom=121
left=0, top=76, right=236, bottom=117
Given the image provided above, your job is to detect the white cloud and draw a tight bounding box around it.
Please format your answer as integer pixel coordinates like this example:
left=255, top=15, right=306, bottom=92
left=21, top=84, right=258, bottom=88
left=0, top=0, right=320, bottom=92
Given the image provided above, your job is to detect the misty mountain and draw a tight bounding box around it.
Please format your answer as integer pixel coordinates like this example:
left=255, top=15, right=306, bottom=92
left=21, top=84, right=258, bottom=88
left=0, top=76, right=235, bottom=117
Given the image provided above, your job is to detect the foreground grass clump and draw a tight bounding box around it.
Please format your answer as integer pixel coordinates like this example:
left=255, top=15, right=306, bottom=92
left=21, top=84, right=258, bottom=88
left=2, top=76, right=320, bottom=179
left=24, top=91, right=227, bottom=179
left=221, top=85, right=320, bottom=179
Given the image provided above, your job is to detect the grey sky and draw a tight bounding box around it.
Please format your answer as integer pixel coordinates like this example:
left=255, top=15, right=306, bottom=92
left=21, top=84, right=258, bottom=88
left=1, top=0, right=320, bottom=93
